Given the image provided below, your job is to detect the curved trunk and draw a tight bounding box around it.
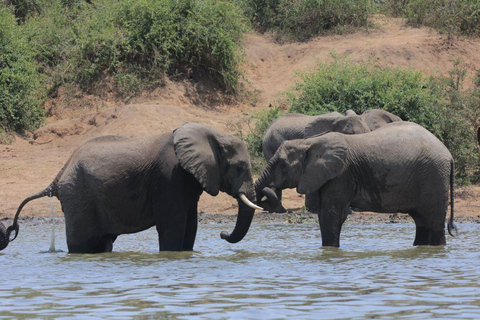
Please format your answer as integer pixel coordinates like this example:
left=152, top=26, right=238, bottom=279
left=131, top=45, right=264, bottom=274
left=220, top=178, right=256, bottom=244
left=254, top=161, right=273, bottom=204
left=220, top=196, right=255, bottom=243
left=254, top=160, right=284, bottom=212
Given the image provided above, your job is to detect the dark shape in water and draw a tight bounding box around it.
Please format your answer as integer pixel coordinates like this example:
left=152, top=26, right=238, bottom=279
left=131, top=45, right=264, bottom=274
left=0, top=222, right=9, bottom=250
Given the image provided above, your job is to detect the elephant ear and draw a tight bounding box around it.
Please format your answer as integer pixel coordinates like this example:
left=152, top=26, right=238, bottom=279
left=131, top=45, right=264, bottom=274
left=297, top=134, right=348, bottom=194
left=173, top=123, right=221, bottom=196
left=363, top=109, right=402, bottom=130
left=304, top=115, right=339, bottom=137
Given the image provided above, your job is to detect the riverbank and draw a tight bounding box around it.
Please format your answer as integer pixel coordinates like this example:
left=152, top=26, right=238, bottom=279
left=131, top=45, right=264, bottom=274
left=3, top=210, right=479, bottom=227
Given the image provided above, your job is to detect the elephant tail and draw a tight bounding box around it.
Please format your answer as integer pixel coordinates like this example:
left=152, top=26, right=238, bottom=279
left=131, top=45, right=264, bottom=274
left=447, top=159, right=457, bottom=237
left=0, top=183, right=57, bottom=250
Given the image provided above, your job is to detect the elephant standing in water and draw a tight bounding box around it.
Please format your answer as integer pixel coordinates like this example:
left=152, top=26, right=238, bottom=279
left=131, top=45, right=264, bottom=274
left=261, top=109, right=402, bottom=212
left=0, top=123, right=262, bottom=253
left=256, top=122, right=456, bottom=247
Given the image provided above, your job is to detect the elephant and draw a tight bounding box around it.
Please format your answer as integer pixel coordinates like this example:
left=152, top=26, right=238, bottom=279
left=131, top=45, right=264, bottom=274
left=0, top=123, right=262, bottom=253
left=261, top=109, right=402, bottom=212
left=255, top=121, right=456, bottom=247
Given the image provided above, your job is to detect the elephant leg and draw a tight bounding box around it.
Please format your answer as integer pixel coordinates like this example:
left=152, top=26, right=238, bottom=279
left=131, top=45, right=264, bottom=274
left=94, top=234, right=117, bottom=253
left=63, top=202, right=112, bottom=253
left=305, top=192, right=320, bottom=213
left=409, top=212, right=429, bottom=246
left=182, top=203, right=198, bottom=251
left=318, top=205, right=347, bottom=247
left=426, top=209, right=447, bottom=245
left=428, top=228, right=446, bottom=246
left=410, top=210, right=446, bottom=246
left=156, top=209, right=188, bottom=251
left=68, top=234, right=114, bottom=254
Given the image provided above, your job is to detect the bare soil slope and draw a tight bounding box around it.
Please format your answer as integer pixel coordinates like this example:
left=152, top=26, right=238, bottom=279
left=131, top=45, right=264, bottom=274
left=1, top=16, right=479, bottom=220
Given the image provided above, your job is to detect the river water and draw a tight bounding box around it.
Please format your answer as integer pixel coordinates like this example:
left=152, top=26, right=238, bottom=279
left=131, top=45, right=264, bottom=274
left=0, top=219, right=479, bottom=319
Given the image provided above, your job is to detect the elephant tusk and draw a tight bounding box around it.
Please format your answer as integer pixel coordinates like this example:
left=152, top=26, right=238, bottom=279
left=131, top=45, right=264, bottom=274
left=261, top=196, right=267, bottom=202
left=239, top=193, right=264, bottom=211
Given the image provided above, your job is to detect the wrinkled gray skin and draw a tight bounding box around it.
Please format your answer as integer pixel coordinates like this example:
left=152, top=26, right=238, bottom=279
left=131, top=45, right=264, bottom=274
left=6, top=123, right=258, bottom=253
left=261, top=109, right=402, bottom=212
left=256, top=122, right=456, bottom=247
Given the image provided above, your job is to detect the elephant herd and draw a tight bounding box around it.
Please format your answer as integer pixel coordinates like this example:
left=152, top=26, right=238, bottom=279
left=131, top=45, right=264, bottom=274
left=0, top=109, right=456, bottom=253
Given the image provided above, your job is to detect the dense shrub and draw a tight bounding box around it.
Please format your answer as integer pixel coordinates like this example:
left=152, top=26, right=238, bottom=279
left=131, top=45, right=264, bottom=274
left=382, top=0, right=480, bottom=38
left=24, top=0, right=247, bottom=95
left=0, top=6, right=45, bottom=139
left=1, top=0, right=42, bottom=21
left=287, top=56, right=444, bottom=136
left=238, top=0, right=371, bottom=41
left=70, top=0, right=247, bottom=95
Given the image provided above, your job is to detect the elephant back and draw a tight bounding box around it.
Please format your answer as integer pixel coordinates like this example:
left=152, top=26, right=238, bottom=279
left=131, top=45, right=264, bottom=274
left=263, top=112, right=342, bottom=161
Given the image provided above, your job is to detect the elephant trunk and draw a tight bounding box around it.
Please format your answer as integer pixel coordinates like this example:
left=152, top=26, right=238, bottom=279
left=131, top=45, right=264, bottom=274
left=220, top=181, right=256, bottom=244
left=254, top=160, right=284, bottom=213
left=254, top=160, right=274, bottom=204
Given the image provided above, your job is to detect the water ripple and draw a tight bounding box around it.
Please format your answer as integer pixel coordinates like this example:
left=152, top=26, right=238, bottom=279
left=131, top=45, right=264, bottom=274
left=0, top=222, right=479, bottom=318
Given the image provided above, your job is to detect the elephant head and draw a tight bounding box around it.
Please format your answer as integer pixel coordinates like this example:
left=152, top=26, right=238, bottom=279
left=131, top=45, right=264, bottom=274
left=255, top=133, right=348, bottom=210
left=173, top=123, right=261, bottom=243
left=361, top=109, right=402, bottom=130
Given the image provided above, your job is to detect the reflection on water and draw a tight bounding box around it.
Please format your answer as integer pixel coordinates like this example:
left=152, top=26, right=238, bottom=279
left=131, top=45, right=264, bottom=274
left=1, top=220, right=480, bottom=318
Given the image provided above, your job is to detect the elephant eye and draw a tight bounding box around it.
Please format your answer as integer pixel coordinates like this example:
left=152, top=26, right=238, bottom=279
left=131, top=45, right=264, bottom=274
left=235, top=163, right=245, bottom=174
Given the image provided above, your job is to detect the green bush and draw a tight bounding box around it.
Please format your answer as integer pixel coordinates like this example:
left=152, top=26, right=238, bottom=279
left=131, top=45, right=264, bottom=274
left=1, top=0, right=42, bottom=21
left=21, top=1, right=82, bottom=96
left=238, top=0, right=371, bottom=41
left=288, top=56, right=444, bottom=136
left=21, top=0, right=247, bottom=96
left=70, top=0, right=248, bottom=94
left=382, top=0, right=480, bottom=38
left=0, top=6, right=45, bottom=138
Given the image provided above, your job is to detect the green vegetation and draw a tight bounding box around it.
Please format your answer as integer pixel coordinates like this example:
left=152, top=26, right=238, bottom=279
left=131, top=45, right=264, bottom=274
left=241, top=57, right=479, bottom=183
left=382, top=0, right=480, bottom=39
left=288, top=56, right=444, bottom=135
left=237, top=0, right=480, bottom=41
left=1, top=0, right=247, bottom=137
left=0, top=6, right=45, bottom=139
left=238, top=0, right=371, bottom=41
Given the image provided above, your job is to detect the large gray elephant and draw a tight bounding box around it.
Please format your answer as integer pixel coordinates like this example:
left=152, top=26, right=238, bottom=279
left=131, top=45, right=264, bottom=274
left=262, top=109, right=402, bottom=212
left=255, top=121, right=456, bottom=247
left=0, top=123, right=262, bottom=253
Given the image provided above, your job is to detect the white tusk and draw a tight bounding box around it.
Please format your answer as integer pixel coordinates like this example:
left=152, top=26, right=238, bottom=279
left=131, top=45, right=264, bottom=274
left=240, top=193, right=264, bottom=211
left=261, top=196, right=267, bottom=202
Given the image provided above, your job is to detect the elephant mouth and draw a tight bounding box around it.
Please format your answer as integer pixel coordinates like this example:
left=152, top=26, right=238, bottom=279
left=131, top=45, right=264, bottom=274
left=259, top=187, right=286, bottom=213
